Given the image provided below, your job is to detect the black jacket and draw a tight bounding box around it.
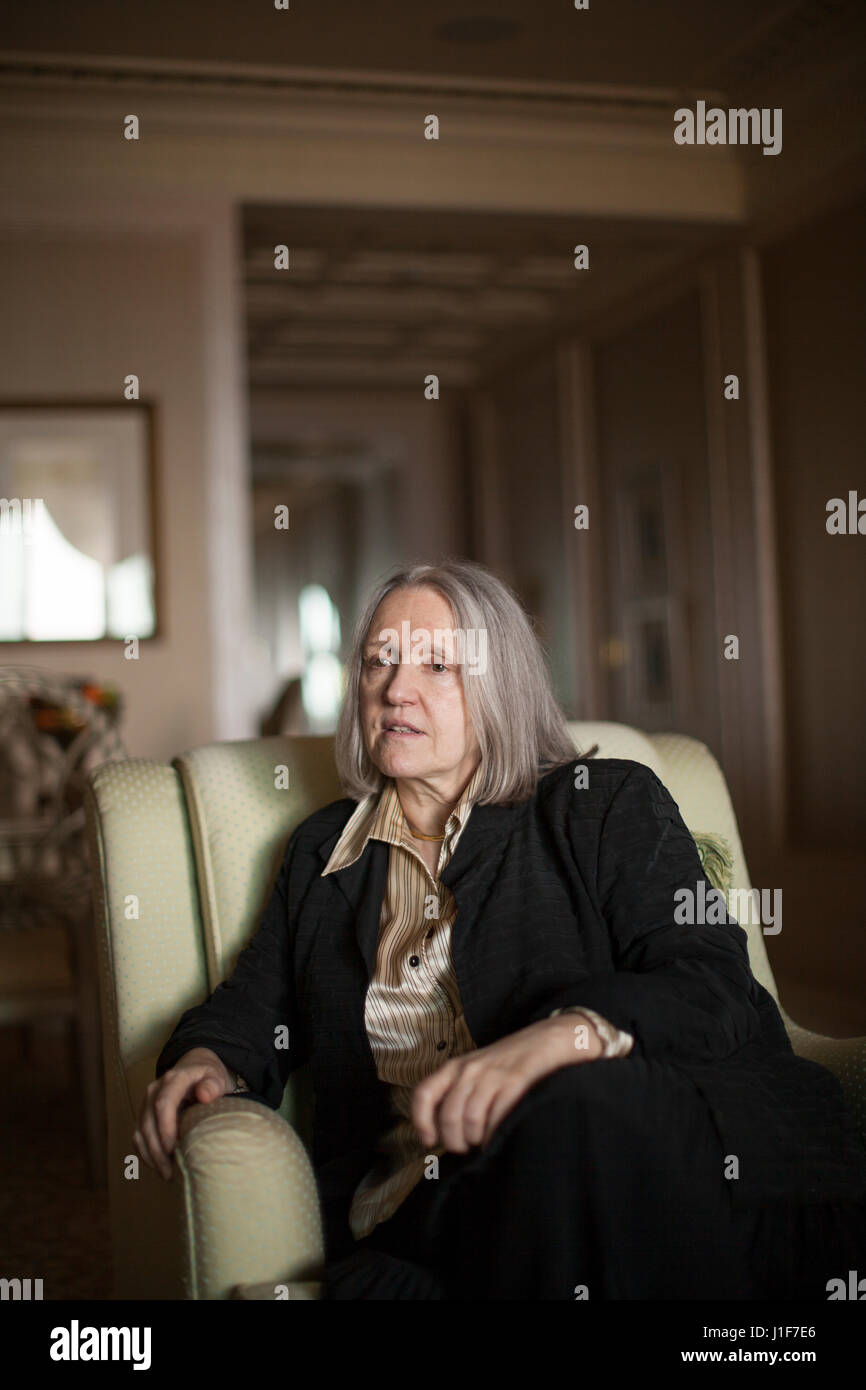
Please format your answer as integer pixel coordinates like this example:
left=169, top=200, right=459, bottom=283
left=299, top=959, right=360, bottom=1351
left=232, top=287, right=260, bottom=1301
left=156, top=758, right=866, bottom=1244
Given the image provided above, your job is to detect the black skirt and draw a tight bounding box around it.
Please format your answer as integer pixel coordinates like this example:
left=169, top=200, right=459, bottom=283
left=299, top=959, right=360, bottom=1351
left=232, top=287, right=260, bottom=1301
left=321, top=1056, right=866, bottom=1300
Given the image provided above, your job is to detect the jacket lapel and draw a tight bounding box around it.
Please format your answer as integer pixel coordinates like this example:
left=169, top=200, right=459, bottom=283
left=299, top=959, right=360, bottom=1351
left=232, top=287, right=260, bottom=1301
left=439, top=802, right=515, bottom=984
left=316, top=798, right=516, bottom=983
left=316, top=828, right=389, bottom=980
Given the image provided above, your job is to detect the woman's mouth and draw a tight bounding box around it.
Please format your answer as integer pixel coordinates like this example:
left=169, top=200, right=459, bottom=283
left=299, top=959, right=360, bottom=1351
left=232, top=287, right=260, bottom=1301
left=383, top=724, right=424, bottom=737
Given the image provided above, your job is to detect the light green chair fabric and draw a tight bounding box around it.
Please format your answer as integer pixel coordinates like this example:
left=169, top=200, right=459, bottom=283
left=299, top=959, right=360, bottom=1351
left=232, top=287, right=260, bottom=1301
left=83, top=724, right=866, bottom=1300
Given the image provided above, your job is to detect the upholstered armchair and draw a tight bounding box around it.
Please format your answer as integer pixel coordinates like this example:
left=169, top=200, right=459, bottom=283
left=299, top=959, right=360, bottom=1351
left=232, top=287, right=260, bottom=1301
left=83, top=723, right=866, bottom=1300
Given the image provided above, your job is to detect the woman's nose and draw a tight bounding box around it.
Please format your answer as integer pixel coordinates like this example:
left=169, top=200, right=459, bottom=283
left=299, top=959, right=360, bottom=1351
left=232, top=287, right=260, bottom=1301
left=383, top=660, right=420, bottom=701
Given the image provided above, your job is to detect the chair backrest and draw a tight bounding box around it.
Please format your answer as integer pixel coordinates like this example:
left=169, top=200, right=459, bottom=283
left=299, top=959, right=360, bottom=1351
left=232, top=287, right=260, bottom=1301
left=567, top=722, right=778, bottom=1001
left=172, top=735, right=344, bottom=990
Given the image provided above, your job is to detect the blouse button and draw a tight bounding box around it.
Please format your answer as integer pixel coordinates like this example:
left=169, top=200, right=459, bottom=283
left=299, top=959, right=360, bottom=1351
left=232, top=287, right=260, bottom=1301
left=436, top=1040, right=446, bottom=1051
left=409, top=955, right=420, bottom=967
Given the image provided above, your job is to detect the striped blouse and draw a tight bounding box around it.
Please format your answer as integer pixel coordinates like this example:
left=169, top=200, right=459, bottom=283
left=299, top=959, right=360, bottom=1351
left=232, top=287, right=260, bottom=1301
left=320, top=761, right=634, bottom=1241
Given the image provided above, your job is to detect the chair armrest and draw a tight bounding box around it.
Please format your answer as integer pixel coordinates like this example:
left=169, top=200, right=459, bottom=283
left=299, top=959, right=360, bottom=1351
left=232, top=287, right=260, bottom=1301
left=781, top=1014, right=866, bottom=1138
left=230, top=1278, right=323, bottom=1300
left=175, top=1098, right=325, bottom=1300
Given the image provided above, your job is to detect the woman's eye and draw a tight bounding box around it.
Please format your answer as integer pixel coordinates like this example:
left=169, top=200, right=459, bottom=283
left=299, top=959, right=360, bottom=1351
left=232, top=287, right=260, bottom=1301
left=364, top=656, right=449, bottom=671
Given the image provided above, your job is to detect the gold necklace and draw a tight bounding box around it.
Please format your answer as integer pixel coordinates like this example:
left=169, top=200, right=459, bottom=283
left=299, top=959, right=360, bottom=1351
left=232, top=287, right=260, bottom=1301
left=398, top=796, right=447, bottom=839
left=405, top=819, right=446, bottom=841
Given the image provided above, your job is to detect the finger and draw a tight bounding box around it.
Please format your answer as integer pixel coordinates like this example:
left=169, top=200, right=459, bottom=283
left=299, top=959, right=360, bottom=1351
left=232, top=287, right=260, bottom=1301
left=139, top=1103, right=173, bottom=1180
left=133, top=1128, right=153, bottom=1170
left=480, top=1081, right=527, bottom=1150
left=193, top=1075, right=225, bottom=1105
left=138, top=1078, right=161, bottom=1136
left=458, top=1073, right=501, bottom=1149
left=153, top=1067, right=218, bottom=1154
left=434, top=1064, right=489, bottom=1153
left=149, top=1073, right=184, bottom=1157
left=412, top=1061, right=459, bottom=1146
left=154, top=1070, right=206, bottom=1160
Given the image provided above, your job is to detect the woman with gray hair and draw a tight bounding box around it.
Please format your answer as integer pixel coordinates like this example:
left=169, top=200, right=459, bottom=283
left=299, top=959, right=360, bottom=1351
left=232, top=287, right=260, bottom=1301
left=144, top=558, right=866, bottom=1300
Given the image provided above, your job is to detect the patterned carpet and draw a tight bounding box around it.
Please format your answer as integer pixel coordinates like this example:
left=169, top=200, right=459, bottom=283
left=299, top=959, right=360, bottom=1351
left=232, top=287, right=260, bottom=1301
left=0, top=1023, right=112, bottom=1300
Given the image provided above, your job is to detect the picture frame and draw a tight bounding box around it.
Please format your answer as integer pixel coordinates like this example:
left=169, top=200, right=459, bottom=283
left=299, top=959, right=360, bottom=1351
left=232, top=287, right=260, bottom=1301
left=0, top=400, right=159, bottom=642
left=615, top=462, right=689, bottom=721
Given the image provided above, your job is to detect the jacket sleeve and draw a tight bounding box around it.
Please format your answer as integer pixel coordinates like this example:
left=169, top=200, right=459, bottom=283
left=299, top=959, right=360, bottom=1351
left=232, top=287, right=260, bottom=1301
left=537, top=763, right=764, bottom=1062
left=154, top=823, right=308, bottom=1109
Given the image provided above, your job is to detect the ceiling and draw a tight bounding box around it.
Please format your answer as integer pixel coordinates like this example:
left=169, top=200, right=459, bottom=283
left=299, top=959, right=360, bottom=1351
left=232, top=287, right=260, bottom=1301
left=242, top=204, right=734, bottom=390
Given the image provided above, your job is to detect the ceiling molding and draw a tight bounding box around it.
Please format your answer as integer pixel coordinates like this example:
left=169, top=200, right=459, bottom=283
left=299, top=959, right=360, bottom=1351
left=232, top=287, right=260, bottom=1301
left=0, top=49, right=747, bottom=225
left=0, top=49, right=727, bottom=123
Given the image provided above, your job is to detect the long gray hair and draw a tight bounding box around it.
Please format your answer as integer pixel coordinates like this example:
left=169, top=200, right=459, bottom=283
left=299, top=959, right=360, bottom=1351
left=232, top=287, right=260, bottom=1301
left=334, top=557, right=596, bottom=804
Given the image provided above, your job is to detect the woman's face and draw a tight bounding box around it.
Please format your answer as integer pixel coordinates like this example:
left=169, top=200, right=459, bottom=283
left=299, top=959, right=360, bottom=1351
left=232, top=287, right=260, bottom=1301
left=359, top=585, right=480, bottom=790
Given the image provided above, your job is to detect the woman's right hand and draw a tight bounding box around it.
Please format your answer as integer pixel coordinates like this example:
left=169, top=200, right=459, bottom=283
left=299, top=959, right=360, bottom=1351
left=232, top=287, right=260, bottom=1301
left=134, top=1047, right=234, bottom=1180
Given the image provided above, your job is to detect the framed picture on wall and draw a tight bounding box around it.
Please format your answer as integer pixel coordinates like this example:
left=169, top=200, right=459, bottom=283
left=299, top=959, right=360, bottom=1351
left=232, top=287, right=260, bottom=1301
left=621, top=594, right=690, bottom=720
left=615, top=462, right=690, bottom=723
left=617, top=460, right=671, bottom=596
left=0, top=400, right=159, bottom=642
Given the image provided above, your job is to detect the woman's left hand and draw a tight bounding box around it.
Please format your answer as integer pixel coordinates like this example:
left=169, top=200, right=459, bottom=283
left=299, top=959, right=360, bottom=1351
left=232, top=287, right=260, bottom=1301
left=411, top=1013, right=603, bottom=1153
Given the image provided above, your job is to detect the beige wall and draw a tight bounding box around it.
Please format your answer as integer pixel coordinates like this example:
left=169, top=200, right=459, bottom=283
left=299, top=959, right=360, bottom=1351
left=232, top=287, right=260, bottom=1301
left=0, top=234, right=214, bottom=760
